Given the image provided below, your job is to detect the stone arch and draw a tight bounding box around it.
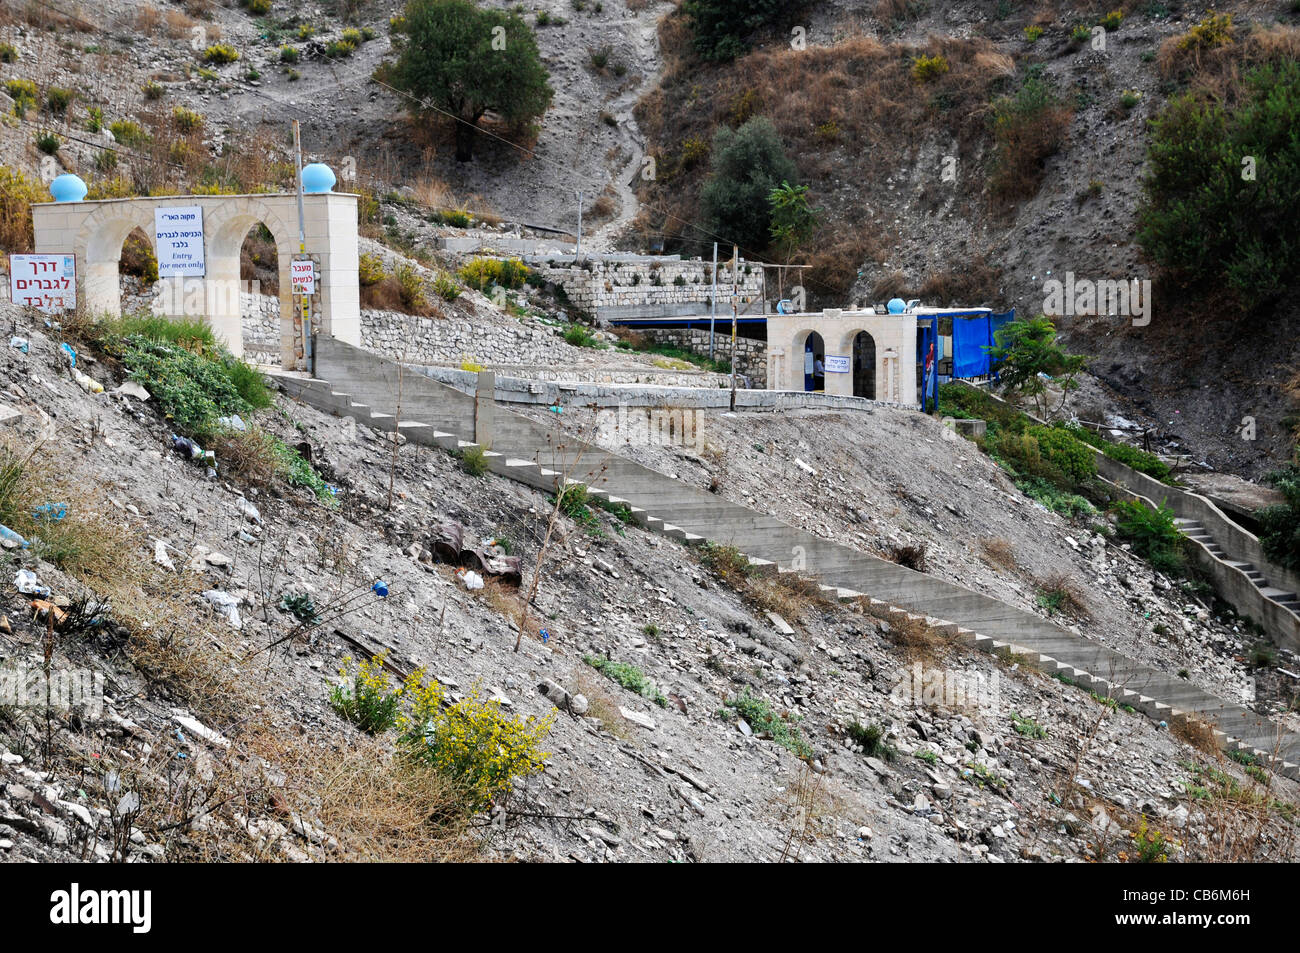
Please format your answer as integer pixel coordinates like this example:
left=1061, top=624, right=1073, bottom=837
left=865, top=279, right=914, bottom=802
left=795, top=328, right=825, bottom=392
left=76, top=203, right=156, bottom=320
left=849, top=330, right=877, bottom=399
left=205, top=200, right=298, bottom=359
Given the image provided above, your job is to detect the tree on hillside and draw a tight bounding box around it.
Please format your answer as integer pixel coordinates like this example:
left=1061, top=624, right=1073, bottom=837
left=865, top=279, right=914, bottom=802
left=1136, top=60, right=1300, bottom=311
left=700, top=118, right=797, bottom=255
left=987, top=315, right=1086, bottom=420
left=681, top=0, right=788, bottom=62
left=383, top=0, right=552, bottom=161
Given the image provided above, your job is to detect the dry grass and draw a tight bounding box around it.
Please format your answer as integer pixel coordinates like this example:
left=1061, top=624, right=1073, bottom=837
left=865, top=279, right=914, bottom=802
left=1035, top=571, right=1091, bottom=620
left=1171, top=716, right=1221, bottom=756
left=134, top=4, right=161, bottom=32
left=979, top=536, right=1017, bottom=571
left=278, top=740, right=480, bottom=862
left=889, top=614, right=946, bottom=665
left=1158, top=23, right=1300, bottom=100
left=163, top=8, right=197, bottom=38
left=575, top=669, right=629, bottom=739
left=747, top=572, right=832, bottom=620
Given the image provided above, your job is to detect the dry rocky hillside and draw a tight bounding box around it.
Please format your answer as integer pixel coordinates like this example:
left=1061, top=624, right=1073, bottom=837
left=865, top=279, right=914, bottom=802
left=1, top=303, right=1298, bottom=863
left=1, top=0, right=1299, bottom=866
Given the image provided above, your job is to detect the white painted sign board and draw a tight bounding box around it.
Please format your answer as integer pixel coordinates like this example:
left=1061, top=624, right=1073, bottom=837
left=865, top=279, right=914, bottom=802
left=9, top=254, right=76, bottom=312
left=154, top=206, right=205, bottom=277
left=824, top=355, right=851, bottom=373
left=290, top=259, right=316, bottom=296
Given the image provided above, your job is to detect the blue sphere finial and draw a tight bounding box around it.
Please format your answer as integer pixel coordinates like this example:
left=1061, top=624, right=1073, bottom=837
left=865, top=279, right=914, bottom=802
left=50, top=173, right=88, bottom=202
left=301, top=163, right=336, bottom=194
left=887, top=297, right=906, bottom=314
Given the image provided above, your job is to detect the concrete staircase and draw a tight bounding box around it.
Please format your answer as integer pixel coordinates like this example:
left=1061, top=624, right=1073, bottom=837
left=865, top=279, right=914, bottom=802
left=274, top=338, right=1299, bottom=778
left=1176, top=518, right=1300, bottom=616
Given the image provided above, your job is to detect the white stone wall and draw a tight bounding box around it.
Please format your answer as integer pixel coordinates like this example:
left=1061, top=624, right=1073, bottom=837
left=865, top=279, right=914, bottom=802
left=526, top=257, right=766, bottom=316
left=242, top=292, right=281, bottom=366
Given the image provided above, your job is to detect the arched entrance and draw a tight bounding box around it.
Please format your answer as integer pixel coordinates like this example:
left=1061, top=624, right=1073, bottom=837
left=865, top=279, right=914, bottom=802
left=803, top=331, right=825, bottom=392
left=852, top=331, right=876, bottom=399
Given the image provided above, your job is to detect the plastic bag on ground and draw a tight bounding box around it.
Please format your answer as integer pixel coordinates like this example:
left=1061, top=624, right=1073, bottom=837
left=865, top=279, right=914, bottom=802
left=202, top=590, right=242, bottom=630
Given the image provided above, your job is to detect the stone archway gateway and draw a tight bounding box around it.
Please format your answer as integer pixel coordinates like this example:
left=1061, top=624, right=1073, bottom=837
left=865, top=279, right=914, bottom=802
left=29, top=189, right=360, bottom=366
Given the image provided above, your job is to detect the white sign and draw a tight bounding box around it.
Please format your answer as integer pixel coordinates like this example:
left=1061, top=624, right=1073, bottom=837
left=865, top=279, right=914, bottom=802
left=154, top=206, right=205, bottom=277
left=290, top=259, right=316, bottom=296
left=9, top=254, right=76, bottom=312
left=824, top=355, right=851, bottom=374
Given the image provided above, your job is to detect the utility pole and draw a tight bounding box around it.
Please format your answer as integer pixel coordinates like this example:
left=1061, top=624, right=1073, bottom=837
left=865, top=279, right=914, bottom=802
left=575, top=190, right=583, bottom=260
left=729, top=244, right=738, bottom=411
left=292, top=120, right=311, bottom=373
left=709, top=241, right=717, bottom=361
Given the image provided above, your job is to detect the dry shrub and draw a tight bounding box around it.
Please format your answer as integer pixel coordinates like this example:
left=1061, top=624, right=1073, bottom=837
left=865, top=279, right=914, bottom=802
left=411, top=175, right=457, bottom=211
left=209, top=427, right=282, bottom=488
left=163, top=8, right=196, bottom=38
left=871, top=270, right=913, bottom=301
left=918, top=254, right=1002, bottom=306
left=1172, top=717, right=1221, bottom=756
left=805, top=235, right=882, bottom=307
left=359, top=274, right=438, bottom=316
left=1035, top=571, right=1091, bottom=619
left=575, top=669, right=629, bottom=739
left=748, top=572, right=832, bottom=620
left=134, top=4, right=161, bottom=32
left=279, top=740, right=478, bottom=862
left=883, top=541, right=928, bottom=573
left=889, top=614, right=945, bottom=664
left=979, top=536, right=1017, bottom=571
left=589, top=190, right=618, bottom=221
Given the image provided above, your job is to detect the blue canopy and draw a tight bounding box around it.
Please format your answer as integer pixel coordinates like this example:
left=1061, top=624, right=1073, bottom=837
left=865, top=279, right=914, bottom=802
left=952, top=310, right=1015, bottom=378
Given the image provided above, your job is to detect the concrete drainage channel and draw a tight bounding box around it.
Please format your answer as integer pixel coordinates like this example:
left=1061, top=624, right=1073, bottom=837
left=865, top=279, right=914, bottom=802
left=272, top=338, right=1300, bottom=780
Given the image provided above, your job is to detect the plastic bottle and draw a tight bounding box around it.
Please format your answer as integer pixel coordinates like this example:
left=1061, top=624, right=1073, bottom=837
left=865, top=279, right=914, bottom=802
left=0, top=523, right=29, bottom=549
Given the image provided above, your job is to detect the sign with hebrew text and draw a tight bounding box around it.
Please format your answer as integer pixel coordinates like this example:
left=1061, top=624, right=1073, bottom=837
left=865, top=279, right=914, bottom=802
left=154, top=206, right=205, bottom=277
left=9, top=254, right=76, bottom=313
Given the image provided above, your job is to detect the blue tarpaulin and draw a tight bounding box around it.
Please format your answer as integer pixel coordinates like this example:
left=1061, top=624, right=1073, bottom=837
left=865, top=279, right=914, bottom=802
left=952, top=310, right=1015, bottom=378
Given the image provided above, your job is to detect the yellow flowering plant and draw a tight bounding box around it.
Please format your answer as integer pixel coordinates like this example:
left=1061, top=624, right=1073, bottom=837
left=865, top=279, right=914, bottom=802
left=399, top=680, right=554, bottom=812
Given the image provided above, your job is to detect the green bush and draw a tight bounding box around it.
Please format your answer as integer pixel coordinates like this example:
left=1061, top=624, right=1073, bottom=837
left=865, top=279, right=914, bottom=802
left=720, top=690, right=812, bottom=759
left=583, top=655, right=666, bottom=707
left=34, top=131, right=60, bottom=155
left=563, top=324, right=599, bottom=347
left=1066, top=424, right=1173, bottom=482
left=331, top=653, right=405, bottom=734
left=460, top=444, right=489, bottom=477
left=911, top=54, right=950, bottom=83
left=47, top=87, right=74, bottom=115
left=681, top=0, right=785, bottom=62
left=1136, top=60, right=1300, bottom=310
left=1027, top=425, right=1096, bottom=484
left=359, top=252, right=386, bottom=285
left=172, top=106, right=203, bottom=133
left=1257, top=465, right=1300, bottom=571
left=988, top=70, right=1073, bottom=200
left=700, top=118, right=798, bottom=255
left=109, top=119, right=150, bottom=147
left=279, top=45, right=300, bottom=63
left=1113, top=499, right=1184, bottom=573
